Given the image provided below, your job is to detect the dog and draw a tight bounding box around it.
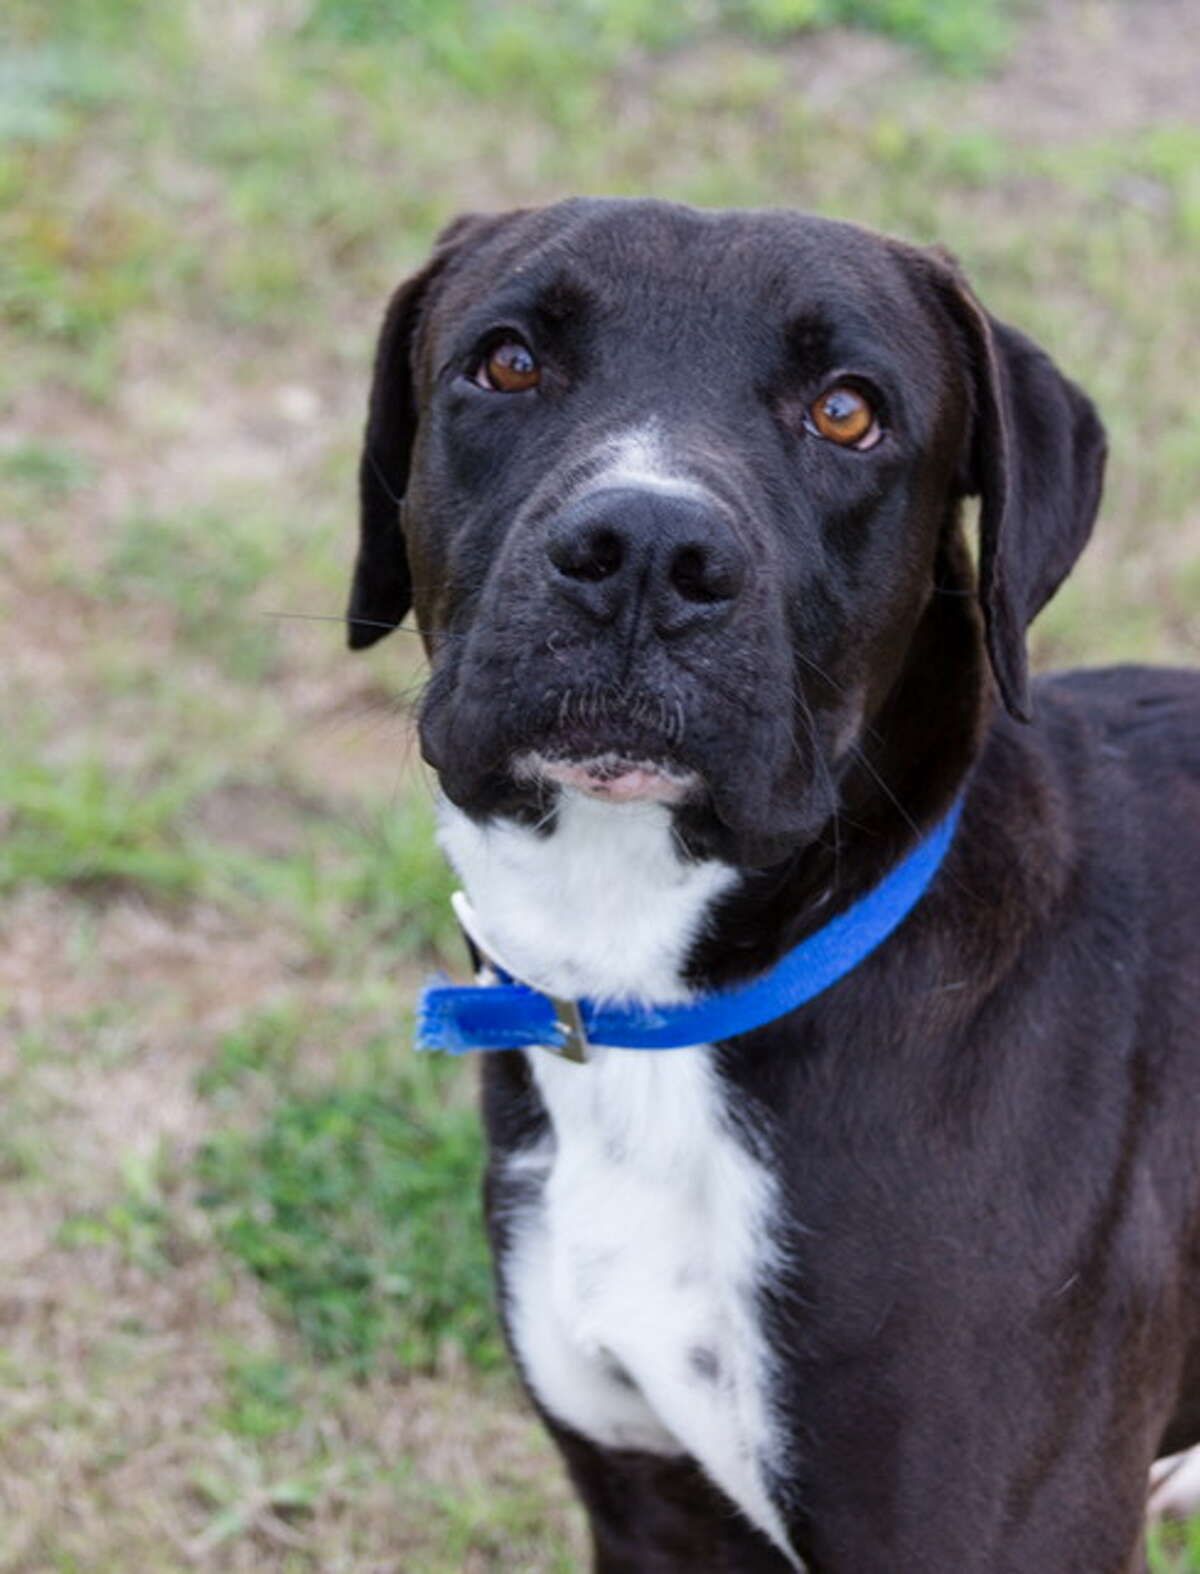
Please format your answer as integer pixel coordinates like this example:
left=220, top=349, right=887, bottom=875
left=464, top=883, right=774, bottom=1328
left=346, top=199, right=1200, bottom=1572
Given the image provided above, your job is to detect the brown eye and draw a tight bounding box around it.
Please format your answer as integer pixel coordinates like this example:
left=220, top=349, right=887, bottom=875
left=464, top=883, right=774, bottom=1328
left=476, top=339, right=540, bottom=393
left=808, top=385, right=879, bottom=448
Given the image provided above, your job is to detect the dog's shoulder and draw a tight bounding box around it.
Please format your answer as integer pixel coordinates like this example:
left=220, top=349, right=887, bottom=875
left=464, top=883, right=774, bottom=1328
left=1035, top=665, right=1200, bottom=766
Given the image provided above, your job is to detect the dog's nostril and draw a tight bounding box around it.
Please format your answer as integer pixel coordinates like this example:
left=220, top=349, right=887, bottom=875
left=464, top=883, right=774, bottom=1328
left=551, top=525, right=625, bottom=583
left=578, top=528, right=623, bottom=582
left=669, top=543, right=742, bottom=605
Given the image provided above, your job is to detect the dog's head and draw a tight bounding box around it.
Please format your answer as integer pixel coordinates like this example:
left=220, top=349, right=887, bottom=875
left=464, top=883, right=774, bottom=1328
left=349, top=200, right=1105, bottom=866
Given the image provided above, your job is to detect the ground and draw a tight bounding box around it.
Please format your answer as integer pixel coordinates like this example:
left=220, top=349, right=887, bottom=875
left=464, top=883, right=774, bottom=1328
left=1, top=0, right=1199, bottom=1568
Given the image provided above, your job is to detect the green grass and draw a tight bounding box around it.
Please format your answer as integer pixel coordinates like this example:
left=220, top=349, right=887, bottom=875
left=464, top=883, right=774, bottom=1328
left=93, top=508, right=285, bottom=681
left=306, top=0, right=1014, bottom=75
left=195, top=1049, right=502, bottom=1377
left=1153, top=1517, right=1200, bottom=1574
left=0, top=751, right=456, bottom=955
left=0, top=437, right=92, bottom=495
left=219, top=793, right=461, bottom=960
left=0, top=756, right=209, bottom=898
left=218, top=1350, right=308, bottom=1441
left=58, top=1144, right=181, bottom=1272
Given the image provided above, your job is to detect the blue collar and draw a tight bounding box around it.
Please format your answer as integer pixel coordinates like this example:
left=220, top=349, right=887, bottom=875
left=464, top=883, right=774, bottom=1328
left=418, top=796, right=964, bottom=1063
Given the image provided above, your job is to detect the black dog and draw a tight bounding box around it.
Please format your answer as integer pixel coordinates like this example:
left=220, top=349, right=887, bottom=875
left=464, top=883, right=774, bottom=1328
left=347, top=199, right=1200, bottom=1572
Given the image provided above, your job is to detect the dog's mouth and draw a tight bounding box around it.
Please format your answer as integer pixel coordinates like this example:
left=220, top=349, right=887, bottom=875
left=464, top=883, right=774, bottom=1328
left=424, top=670, right=832, bottom=860
left=513, top=749, right=699, bottom=805
left=501, top=681, right=703, bottom=805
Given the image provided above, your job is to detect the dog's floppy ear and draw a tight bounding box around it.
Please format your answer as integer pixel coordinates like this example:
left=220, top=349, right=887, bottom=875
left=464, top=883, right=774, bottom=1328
left=348, top=258, right=436, bottom=648
left=349, top=213, right=500, bottom=650
left=935, top=261, right=1107, bottom=720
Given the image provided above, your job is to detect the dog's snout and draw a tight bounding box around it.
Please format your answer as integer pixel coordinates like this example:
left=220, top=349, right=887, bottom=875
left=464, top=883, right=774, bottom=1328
left=545, top=487, right=747, bottom=637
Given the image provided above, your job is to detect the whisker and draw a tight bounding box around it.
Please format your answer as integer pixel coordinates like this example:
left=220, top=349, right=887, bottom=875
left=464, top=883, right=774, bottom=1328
left=366, top=446, right=404, bottom=507
left=790, top=647, right=886, bottom=752
left=791, top=646, right=845, bottom=695
left=844, top=741, right=921, bottom=841
left=789, top=679, right=842, bottom=885
left=263, top=611, right=467, bottom=641
left=265, top=610, right=404, bottom=633
left=531, top=794, right=559, bottom=835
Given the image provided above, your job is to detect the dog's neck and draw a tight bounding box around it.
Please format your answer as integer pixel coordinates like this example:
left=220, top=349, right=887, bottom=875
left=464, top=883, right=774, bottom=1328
left=437, top=791, right=737, bottom=1006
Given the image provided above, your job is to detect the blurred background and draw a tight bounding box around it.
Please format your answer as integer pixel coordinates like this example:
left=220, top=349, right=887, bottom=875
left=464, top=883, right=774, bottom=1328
left=1, top=1, right=1198, bottom=1568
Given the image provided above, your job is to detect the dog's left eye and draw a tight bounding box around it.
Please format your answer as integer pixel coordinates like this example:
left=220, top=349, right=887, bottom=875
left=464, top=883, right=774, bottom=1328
left=473, top=339, right=541, bottom=393
left=807, top=385, right=881, bottom=450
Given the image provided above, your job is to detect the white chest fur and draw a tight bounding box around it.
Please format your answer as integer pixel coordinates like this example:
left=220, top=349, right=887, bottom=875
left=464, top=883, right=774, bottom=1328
left=438, top=794, right=798, bottom=1563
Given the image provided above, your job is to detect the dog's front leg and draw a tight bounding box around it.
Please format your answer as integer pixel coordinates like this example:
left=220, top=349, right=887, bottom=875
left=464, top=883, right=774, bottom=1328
left=548, top=1423, right=799, bottom=1574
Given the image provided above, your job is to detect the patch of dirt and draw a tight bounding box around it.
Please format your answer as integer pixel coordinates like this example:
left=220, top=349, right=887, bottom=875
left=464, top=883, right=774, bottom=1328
left=0, top=888, right=309, bottom=1278
left=113, top=320, right=343, bottom=516
left=0, top=1234, right=582, bottom=1571
left=963, top=0, right=1200, bottom=141
left=0, top=572, right=128, bottom=711
left=0, top=888, right=305, bottom=1040
left=286, top=677, right=429, bottom=801
left=675, top=0, right=1200, bottom=140
left=186, top=779, right=327, bottom=858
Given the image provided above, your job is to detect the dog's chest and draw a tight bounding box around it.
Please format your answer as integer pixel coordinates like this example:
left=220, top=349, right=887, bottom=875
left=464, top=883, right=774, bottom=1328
left=508, top=1050, right=793, bottom=1556
left=438, top=795, right=795, bottom=1559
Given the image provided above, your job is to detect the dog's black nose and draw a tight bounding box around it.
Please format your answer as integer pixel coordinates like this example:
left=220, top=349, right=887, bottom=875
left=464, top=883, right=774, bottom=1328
left=546, top=486, right=747, bottom=637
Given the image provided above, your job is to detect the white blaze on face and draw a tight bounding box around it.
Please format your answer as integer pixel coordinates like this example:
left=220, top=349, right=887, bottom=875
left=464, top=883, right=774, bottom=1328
left=580, top=425, right=716, bottom=507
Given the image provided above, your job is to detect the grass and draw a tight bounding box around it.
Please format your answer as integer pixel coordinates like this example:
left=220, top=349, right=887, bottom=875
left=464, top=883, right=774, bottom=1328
left=196, top=1048, right=503, bottom=1377
left=0, top=0, right=1198, bottom=1566
left=1154, top=1518, right=1200, bottom=1574
left=0, top=752, right=457, bottom=959
left=305, top=0, right=1013, bottom=81
left=0, top=755, right=210, bottom=898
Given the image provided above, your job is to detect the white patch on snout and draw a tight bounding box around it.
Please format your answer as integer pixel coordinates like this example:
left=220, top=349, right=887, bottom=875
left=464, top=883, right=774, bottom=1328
left=581, top=423, right=717, bottom=509
left=438, top=792, right=800, bottom=1565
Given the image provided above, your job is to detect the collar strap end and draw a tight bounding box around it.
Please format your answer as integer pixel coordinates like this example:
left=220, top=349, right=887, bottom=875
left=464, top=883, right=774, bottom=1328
left=417, top=980, right=588, bottom=1059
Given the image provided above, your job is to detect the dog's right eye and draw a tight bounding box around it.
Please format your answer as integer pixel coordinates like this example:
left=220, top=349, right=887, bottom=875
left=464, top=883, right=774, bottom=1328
left=473, top=339, right=541, bottom=393
left=807, top=384, right=881, bottom=449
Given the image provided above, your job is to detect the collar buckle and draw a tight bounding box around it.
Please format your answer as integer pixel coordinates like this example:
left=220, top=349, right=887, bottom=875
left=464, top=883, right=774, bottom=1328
left=451, top=890, right=592, bottom=1065
left=546, top=995, right=591, bottom=1063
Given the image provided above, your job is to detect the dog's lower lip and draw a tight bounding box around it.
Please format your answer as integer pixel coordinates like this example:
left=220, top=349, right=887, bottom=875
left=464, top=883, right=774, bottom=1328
left=516, top=751, right=698, bottom=805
